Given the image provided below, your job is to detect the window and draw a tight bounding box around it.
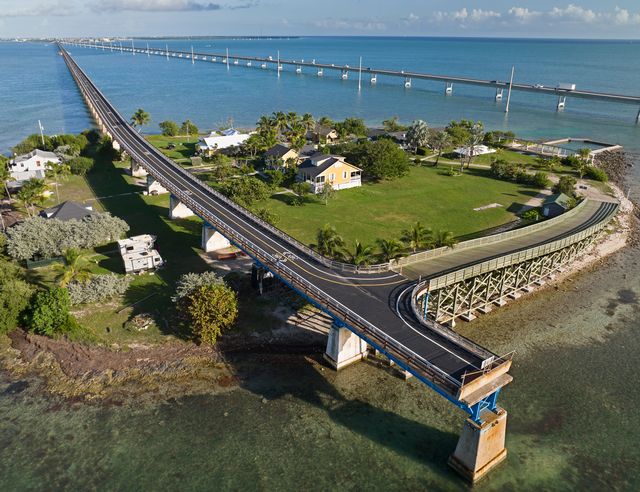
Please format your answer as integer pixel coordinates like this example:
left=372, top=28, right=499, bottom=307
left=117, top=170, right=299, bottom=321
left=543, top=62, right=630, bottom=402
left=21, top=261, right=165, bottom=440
left=343, top=171, right=348, bottom=179
left=316, top=175, right=325, bottom=183
left=329, top=173, right=335, bottom=181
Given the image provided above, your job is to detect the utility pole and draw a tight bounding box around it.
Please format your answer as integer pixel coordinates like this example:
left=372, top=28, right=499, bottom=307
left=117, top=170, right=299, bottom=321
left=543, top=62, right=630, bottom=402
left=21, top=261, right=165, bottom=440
left=505, top=66, right=515, bottom=114
left=166, top=43, right=169, bottom=61
left=131, top=39, right=135, bottom=55
left=277, top=50, right=280, bottom=77
left=192, top=45, right=195, bottom=65
left=147, top=42, right=150, bottom=57
left=358, top=56, right=362, bottom=91
left=226, top=47, right=230, bottom=70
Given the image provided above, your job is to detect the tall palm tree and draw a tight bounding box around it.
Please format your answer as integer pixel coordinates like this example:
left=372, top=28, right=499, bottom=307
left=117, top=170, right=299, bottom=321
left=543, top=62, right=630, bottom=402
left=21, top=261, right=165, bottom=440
left=434, top=230, right=458, bottom=248
left=46, top=160, right=71, bottom=204
left=0, top=162, right=12, bottom=202
left=301, top=113, right=315, bottom=132
left=401, top=221, right=433, bottom=252
left=256, top=115, right=275, bottom=135
left=376, top=238, right=405, bottom=262
left=429, top=130, right=451, bottom=167
left=53, top=249, right=93, bottom=287
left=271, top=111, right=288, bottom=135
left=345, top=240, right=374, bottom=266
left=17, top=178, right=47, bottom=216
left=131, top=108, right=150, bottom=132
left=314, top=224, right=345, bottom=259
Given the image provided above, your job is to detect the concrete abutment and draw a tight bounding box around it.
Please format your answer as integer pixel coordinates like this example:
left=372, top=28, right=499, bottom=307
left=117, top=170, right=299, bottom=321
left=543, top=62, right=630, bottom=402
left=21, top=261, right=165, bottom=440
left=168, top=194, right=195, bottom=219
left=201, top=224, right=231, bottom=252
left=324, top=324, right=368, bottom=370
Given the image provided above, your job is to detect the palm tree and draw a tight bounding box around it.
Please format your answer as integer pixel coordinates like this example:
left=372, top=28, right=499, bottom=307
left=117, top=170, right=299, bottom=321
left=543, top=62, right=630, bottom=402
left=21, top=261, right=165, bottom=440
left=256, top=115, right=275, bottom=134
left=131, top=108, right=150, bottom=132
left=271, top=111, right=288, bottom=135
left=401, top=221, right=433, bottom=252
left=0, top=162, right=12, bottom=202
left=17, top=178, right=47, bottom=216
left=345, top=240, right=374, bottom=266
left=46, top=160, right=71, bottom=204
left=406, top=120, right=430, bottom=153
left=301, top=113, right=315, bottom=132
left=464, top=122, right=485, bottom=170
left=429, top=130, right=451, bottom=167
left=53, top=249, right=93, bottom=287
left=434, top=230, right=458, bottom=249
left=376, top=238, right=405, bottom=262
left=314, top=224, right=345, bottom=259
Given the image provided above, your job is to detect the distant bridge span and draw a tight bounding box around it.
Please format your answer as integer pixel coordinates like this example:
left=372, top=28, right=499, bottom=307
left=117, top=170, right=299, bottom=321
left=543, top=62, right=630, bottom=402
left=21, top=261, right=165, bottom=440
left=66, top=40, right=640, bottom=123
left=58, top=43, right=619, bottom=482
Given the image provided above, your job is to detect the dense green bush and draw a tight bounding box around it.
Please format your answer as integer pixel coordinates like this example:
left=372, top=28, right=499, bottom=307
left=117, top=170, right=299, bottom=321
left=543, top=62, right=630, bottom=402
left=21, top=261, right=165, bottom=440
left=585, top=166, right=608, bottom=182
left=553, top=175, right=577, bottom=196
left=521, top=209, right=541, bottom=221
left=6, top=213, right=129, bottom=261
left=159, top=120, right=180, bottom=137
left=172, top=271, right=224, bottom=304
left=0, top=260, right=33, bottom=335
left=67, top=274, right=131, bottom=305
left=183, top=284, right=238, bottom=345
left=68, top=156, right=94, bottom=176
left=334, top=139, right=410, bottom=180
left=26, top=287, right=74, bottom=336
left=220, top=176, right=271, bottom=207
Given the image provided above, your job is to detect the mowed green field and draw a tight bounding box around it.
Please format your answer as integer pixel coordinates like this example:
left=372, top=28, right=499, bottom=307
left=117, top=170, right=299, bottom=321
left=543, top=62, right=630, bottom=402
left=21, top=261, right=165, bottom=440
left=145, top=135, right=200, bottom=163
left=263, top=166, right=539, bottom=247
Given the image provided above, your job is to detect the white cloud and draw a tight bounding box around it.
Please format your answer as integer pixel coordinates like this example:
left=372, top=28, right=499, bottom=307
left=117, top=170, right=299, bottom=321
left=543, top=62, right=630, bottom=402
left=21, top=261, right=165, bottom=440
left=549, top=4, right=597, bottom=23
left=612, top=7, right=640, bottom=26
left=430, top=8, right=501, bottom=24
left=403, top=12, right=419, bottom=24
left=313, top=18, right=386, bottom=31
left=507, top=7, right=541, bottom=23
left=0, top=1, right=77, bottom=18
left=92, top=1, right=222, bottom=12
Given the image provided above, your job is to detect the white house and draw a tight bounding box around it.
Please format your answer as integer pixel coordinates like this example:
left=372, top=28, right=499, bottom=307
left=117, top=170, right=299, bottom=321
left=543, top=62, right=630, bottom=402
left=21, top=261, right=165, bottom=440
left=197, top=128, right=252, bottom=156
left=454, top=145, right=496, bottom=158
left=117, top=234, right=164, bottom=274
left=9, top=149, right=60, bottom=183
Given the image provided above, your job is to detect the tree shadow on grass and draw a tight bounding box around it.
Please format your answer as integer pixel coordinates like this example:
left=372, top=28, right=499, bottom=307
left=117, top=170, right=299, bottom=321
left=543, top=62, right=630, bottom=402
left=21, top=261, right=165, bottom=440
left=231, top=352, right=459, bottom=480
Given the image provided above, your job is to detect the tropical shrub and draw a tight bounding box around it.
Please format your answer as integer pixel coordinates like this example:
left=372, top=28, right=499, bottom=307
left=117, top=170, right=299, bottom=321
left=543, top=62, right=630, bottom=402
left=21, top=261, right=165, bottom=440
left=173, top=271, right=224, bottom=304
left=25, top=287, right=74, bottom=336
left=183, top=284, right=238, bottom=345
left=67, top=274, right=131, bottom=305
left=0, top=260, right=33, bottom=334
left=68, top=156, right=94, bottom=176
left=585, top=166, right=608, bottom=182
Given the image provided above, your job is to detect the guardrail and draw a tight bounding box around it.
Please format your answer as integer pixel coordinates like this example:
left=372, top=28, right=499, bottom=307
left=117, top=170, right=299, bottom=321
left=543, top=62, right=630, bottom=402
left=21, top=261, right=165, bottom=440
left=393, top=199, right=590, bottom=269
left=59, top=45, right=465, bottom=395
left=411, top=202, right=617, bottom=296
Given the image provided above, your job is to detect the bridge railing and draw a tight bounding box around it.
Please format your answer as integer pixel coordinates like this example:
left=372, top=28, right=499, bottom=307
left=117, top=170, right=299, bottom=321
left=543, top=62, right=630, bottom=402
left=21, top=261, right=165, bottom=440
left=59, top=48, right=464, bottom=393
left=394, top=199, right=590, bottom=270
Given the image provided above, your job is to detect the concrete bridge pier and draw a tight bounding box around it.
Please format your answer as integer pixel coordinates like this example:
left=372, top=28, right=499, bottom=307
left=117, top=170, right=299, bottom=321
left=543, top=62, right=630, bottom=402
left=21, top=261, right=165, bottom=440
left=341, top=69, right=349, bottom=80
left=449, top=406, right=508, bottom=484
left=404, top=77, right=412, bottom=88
left=495, top=88, right=504, bottom=101
left=202, top=223, right=231, bottom=252
left=370, top=73, right=377, bottom=84
left=445, top=82, right=454, bottom=95
left=557, top=96, right=567, bottom=111
left=168, top=194, right=195, bottom=219
left=147, top=175, right=168, bottom=195
left=130, top=160, right=148, bottom=177
left=296, top=65, right=302, bottom=74
left=324, top=322, right=368, bottom=370
left=317, top=68, right=323, bottom=76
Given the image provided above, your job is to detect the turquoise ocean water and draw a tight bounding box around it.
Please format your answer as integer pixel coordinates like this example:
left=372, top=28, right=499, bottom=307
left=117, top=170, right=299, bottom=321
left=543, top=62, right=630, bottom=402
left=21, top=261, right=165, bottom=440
left=1, top=37, right=640, bottom=490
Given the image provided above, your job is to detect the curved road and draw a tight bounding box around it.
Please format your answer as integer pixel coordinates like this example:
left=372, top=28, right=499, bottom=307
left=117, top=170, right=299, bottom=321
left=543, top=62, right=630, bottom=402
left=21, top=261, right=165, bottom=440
left=58, top=44, right=618, bottom=405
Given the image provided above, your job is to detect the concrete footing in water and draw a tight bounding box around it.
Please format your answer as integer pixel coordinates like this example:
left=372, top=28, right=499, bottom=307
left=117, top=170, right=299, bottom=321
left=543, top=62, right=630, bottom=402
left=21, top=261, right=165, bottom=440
left=324, top=324, right=368, bottom=370
left=448, top=407, right=508, bottom=484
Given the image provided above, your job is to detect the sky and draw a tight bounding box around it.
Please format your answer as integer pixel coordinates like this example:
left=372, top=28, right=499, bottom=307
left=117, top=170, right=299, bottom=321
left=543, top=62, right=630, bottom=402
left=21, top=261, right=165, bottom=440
left=1, top=1, right=640, bottom=39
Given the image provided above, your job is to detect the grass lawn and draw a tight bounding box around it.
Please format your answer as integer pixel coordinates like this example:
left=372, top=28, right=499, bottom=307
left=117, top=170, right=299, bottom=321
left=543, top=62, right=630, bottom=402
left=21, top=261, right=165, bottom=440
left=260, top=166, right=541, bottom=247
left=145, top=134, right=199, bottom=164
left=472, top=148, right=539, bottom=166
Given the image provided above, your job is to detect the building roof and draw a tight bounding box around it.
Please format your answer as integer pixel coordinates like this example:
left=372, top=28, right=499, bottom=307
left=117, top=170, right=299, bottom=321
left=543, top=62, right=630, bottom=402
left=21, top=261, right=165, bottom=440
left=298, top=155, right=361, bottom=179
left=543, top=193, right=572, bottom=208
left=299, top=144, right=317, bottom=157
left=13, top=149, right=59, bottom=164
left=264, top=143, right=296, bottom=159
left=41, top=201, right=95, bottom=221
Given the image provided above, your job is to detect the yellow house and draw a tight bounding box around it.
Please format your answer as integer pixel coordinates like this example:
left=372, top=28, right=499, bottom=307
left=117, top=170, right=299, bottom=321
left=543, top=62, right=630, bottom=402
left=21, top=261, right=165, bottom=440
left=307, top=124, right=340, bottom=145
left=297, top=154, right=362, bottom=193
left=264, top=144, right=299, bottom=168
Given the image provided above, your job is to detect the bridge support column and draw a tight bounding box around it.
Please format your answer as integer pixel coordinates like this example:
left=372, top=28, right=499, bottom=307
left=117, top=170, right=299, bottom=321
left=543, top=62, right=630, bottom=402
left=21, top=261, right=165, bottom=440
left=147, top=175, right=168, bottom=195
left=341, top=69, right=348, bottom=80
left=317, top=68, right=323, bottom=76
left=404, top=77, right=411, bottom=88
left=169, top=194, right=194, bottom=219
left=130, top=160, right=148, bottom=177
left=449, top=407, right=508, bottom=484
left=557, top=96, right=567, bottom=111
left=445, top=82, right=453, bottom=95
left=370, top=73, right=377, bottom=84
left=324, top=323, right=368, bottom=370
left=202, top=223, right=231, bottom=252
left=495, top=88, right=504, bottom=101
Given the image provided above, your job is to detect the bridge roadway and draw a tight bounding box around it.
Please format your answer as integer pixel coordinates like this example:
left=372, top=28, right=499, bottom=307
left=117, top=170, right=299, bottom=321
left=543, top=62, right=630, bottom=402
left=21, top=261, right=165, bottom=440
left=60, top=43, right=615, bottom=411
left=66, top=41, right=640, bottom=108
